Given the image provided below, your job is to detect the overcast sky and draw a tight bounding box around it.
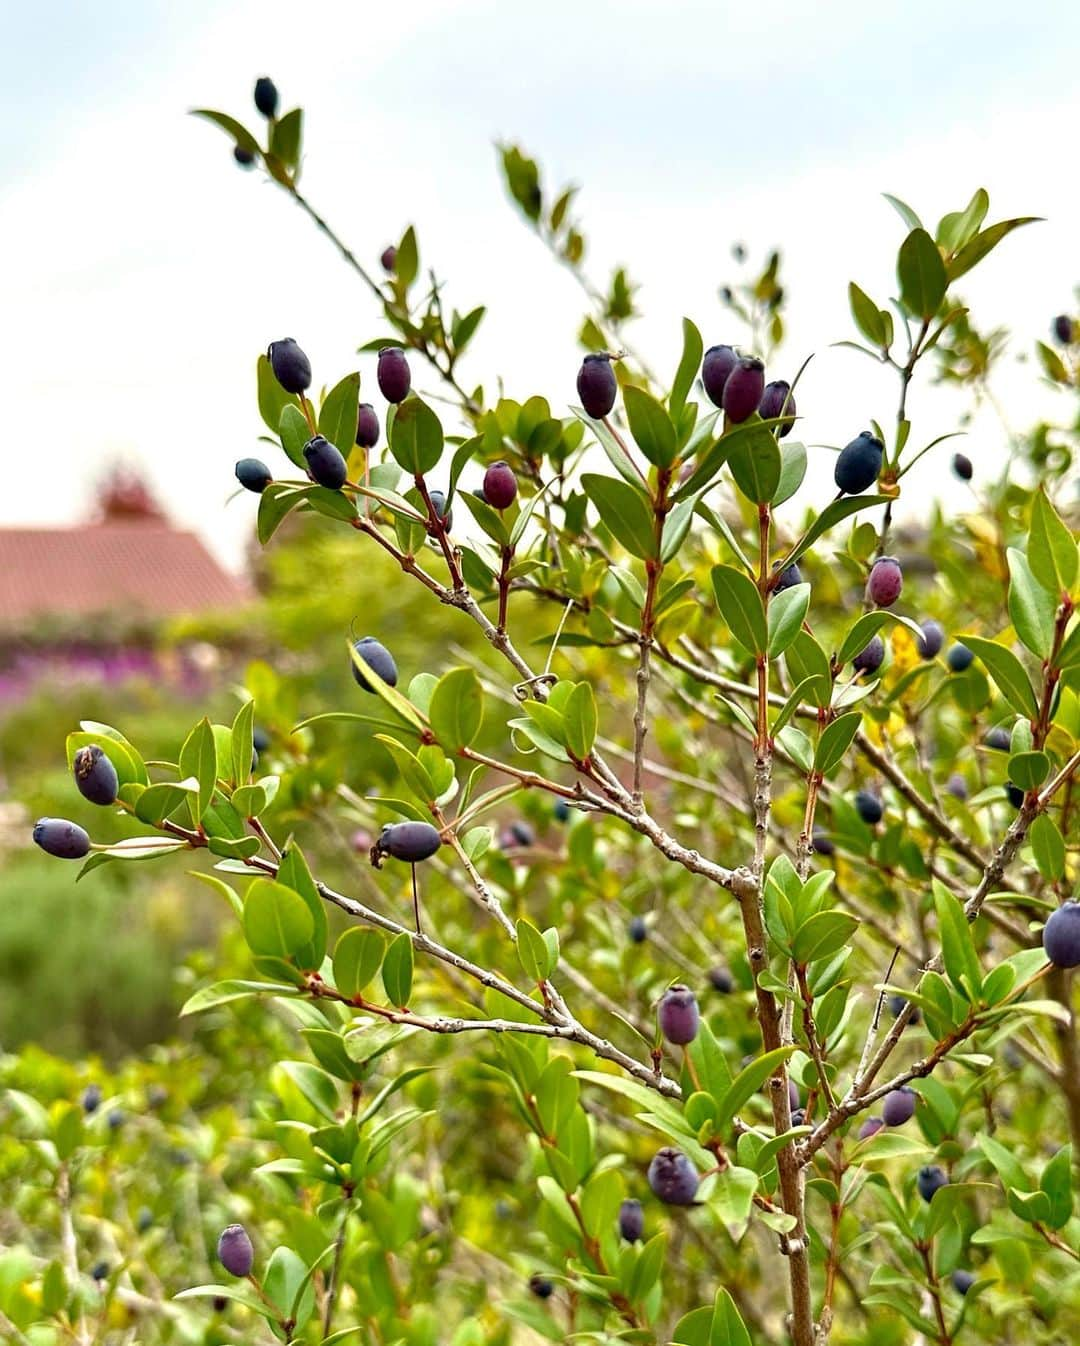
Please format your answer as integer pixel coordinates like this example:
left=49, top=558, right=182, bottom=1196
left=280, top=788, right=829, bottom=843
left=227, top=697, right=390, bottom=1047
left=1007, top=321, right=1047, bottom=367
left=2, top=1, right=1077, bottom=570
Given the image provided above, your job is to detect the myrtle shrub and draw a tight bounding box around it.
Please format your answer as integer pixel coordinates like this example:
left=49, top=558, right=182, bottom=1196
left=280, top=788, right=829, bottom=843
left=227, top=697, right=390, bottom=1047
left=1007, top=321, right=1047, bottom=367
left=5, top=75, right=1080, bottom=1346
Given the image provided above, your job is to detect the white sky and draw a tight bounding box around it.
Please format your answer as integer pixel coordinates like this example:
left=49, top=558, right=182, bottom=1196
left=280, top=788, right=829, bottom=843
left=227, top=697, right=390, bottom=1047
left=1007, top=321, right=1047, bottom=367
left=2, top=0, right=1078, bottom=571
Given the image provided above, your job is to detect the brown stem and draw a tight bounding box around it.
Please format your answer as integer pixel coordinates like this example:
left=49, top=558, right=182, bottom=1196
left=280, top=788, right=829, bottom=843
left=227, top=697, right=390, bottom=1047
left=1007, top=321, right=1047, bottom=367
left=917, top=1240, right=952, bottom=1346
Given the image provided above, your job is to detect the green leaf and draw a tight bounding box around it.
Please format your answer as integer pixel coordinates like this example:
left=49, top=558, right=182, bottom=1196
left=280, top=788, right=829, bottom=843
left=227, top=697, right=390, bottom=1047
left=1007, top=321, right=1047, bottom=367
left=277, top=844, right=328, bottom=971
left=396, top=225, right=419, bottom=288
left=572, top=406, right=646, bottom=487
left=175, top=1283, right=275, bottom=1318
left=767, top=582, right=810, bottom=657
left=1029, top=813, right=1066, bottom=881
left=382, top=932, right=414, bottom=1007
left=563, top=682, right=598, bottom=760
left=319, top=372, right=361, bottom=456
left=581, top=473, right=657, bottom=559
left=191, top=108, right=261, bottom=155
left=954, top=636, right=1038, bottom=718
left=1028, top=489, right=1078, bottom=596
left=181, top=979, right=300, bottom=1016
left=1039, top=1144, right=1073, bottom=1230
left=1008, top=750, right=1049, bottom=791
left=932, top=880, right=982, bottom=1001
left=279, top=402, right=310, bottom=469
left=781, top=495, right=889, bottom=570
left=883, top=193, right=924, bottom=232
left=624, top=385, right=678, bottom=467
left=773, top=440, right=807, bottom=507
left=178, top=717, right=218, bottom=824
left=716, top=1046, right=797, bottom=1132
left=791, top=910, right=858, bottom=964
left=516, top=919, right=554, bottom=983
left=333, top=927, right=385, bottom=998
left=709, top=1287, right=752, bottom=1346
left=897, top=227, right=947, bottom=319
left=813, top=712, right=862, bottom=774
left=459, top=487, right=511, bottom=545
left=937, top=188, right=989, bottom=252
left=428, top=668, right=484, bottom=754
left=257, top=482, right=306, bottom=543
left=1007, top=547, right=1057, bottom=658
left=947, top=216, right=1041, bottom=282
left=230, top=698, right=255, bottom=788
left=727, top=422, right=782, bottom=503
left=711, top=565, right=767, bottom=656
left=270, top=108, right=303, bottom=172
left=670, top=318, right=703, bottom=422
left=389, top=397, right=444, bottom=474
left=849, top=282, right=887, bottom=346
left=243, top=878, right=315, bottom=959
left=661, top=493, right=700, bottom=562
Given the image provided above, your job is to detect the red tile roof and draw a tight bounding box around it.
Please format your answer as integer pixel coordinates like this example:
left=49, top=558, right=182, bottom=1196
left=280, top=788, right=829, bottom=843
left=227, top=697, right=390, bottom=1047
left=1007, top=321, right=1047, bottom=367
left=0, top=524, right=251, bottom=626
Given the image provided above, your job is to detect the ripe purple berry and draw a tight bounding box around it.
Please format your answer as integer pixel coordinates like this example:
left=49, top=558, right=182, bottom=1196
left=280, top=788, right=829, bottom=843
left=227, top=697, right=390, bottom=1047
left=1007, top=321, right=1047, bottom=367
left=946, top=773, right=968, bottom=800
left=774, top=562, right=802, bottom=592
left=267, top=339, right=311, bottom=395
left=628, top=915, right=648, bottom=944
left=854, top=791, right=883, bottom=825
left=758, top=379, right=796, bottom=436
left=235, top=458, right=272, bottom=494
left=789, top=1079, right=801, bottom=1113
left=858, top=1116, right=884, bottom=1140
left=351, top=636, right=398, bottom=691
left=812, top=828, right=835, bottom=856
left=708, top=966, right=733, bottom=993
left=33, top=818, right=90, bottom=860
left=852, top=635, right=885, bottom=674
left=952, top=452, right=973, bottom=481
left=91, top=1261, right=109, bottom=1283
left=576, top=353, right=617, bottom=419
left=377, top=347, right=411, bottom=403
left=1052, top=314, right=1074, bottom=345
left=217, top=1224, right=254, bottom=1278
left=888, top=995, right=921, bottom=1026
left=985, top=726, right=1011, bottom=751
left=375, top=821, right=442, bottom=864
left=951, top=1270, right=975, bottom=1295
left=791, top=1108, right=806, bottom=1126
left=553, top=798, right=570, bottom=822
left=303, top=435, right=348, bottom=490
left=1006, top=782, right=1025, bottom=809
left=658, top=985, right=700, bottom=1045
left=1043, top=901, right=1080, bottom=969
left=722, top=356, right=765, bottom=423
left=916, top=619, right=945, bottom=659
left=834, top=431, right=884, bottom=495
left=253, top=77, right=279, bottom=118
left=233, top=145, right=256, bottom=168
left=74, top=745, right=119, bottom=806
left=647, top=1147, right=699, bottom=1205
left=82, top=1083, right=102, bottom=1114
left=426, top=489, right=452, bottom=534
left=380, top=246, right=397, bottom=273
left=867, top=556, right=903, bottom=608
left=356, top=403, right=379, bottom=448
left=917, top=1165, right=948, bottom=1202
left=618, top=1198, right=644, bottom=1242
left=882, top=1087, right=917, bottom=1127
left=947, top=643, right=974, bottom=672
left=253, top=727, right=271, bottom=754
left=528, top=1273, right=554, bottom=1299
left=483, top=461, right=518, bottom=510
left=701, top=345, right=738, bottom=408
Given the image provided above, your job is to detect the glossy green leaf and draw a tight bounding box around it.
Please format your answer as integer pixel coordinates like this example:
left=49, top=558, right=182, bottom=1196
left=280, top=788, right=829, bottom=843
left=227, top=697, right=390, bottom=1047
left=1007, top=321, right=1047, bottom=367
left=516, top=919, right=554, bottom=983
left=727, top=422, right=782, bottom=503
left=382, top=932, right=414, bottom=1007
left=318, top=372, right=361, bottom=456
left=428, top=668, right=484, bottom=753
left=562, top=681, right=598, bottom=760
left=947, top=216, right=1041, bottom=282
left=670, top=317, right=703, bottom=422
left=932, top=880, right=982, bottom=1001
left=957, top=635, right=1038, bottom=719
left=813, top=712, right=862, bottom=774
left=782, top=496, right=889, bottom=570
left=897, top=227, right=947, bottom=319
left=389, top=396, right=444, bottom=475
left=767, top=582, right=810, bottom=657
left=1007, top=547, right=1057, bottom=658
left=581, top=473, right=657, bottom=559
left=178, top=717, right=218, bottom=824
left=711, top=565, right=767, bottom=655
left=230, top=698, right=255, bottom=788
left=243, top=879, right=315, bottom=959
left=1028, top=488, right=1078, bottom=596
left=624, top=385, right=677, bottom=467
left=334, top=927, right=386, bottom=998
left=1029, top=813, right=1066, bottom=881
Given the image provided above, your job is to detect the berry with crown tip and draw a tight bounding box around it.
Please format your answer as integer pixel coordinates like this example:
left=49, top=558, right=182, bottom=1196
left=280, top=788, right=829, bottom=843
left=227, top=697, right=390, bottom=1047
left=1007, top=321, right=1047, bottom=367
left=425, top=489, right=452, bottom=534
left=985, top=726, right=1011, bottom=751
left=854, top=791, right=883, bottom=825
left=553, top=797, right=570, bottom=822
left=853, top=634, right=885, bottom=674
left=1043, top=901, right=1080, bottom=968
left=375, top=821, right=442, bottom=864
left=502, top=818, right=535, bottom=848
left=952, top=451, right=973, bottom=481
left=380, top=245, right=397, bottom=272
left=708, top=966, right=733, bottom=993
left=33, top=818, right=90, bottom=860
left=722, top=355, right=765, bottom=422
left=701, top=344, right=739, bottom=407
left=812, top=828, right=835, bottom=856
left=647, top=1147, right=699, bottom=1205
left=253, top=76, right=279, bottom=118
left=791, top=1108, right=806, bottom=1126
left=951, top=1270, right=975, bottom=1295
left=658, top=984, right=699, bottom=1044
left=867, top=556, right=903, bottom=608
left=917, top=1165, right=948, bottom=1202
left=82, top=1083, right=102, bottom=1114
left=233, top=145, right=256, bottom=168
left=618, top=1197, right=644, bottom=1242
left=377, top=347, right=411, bottom=403
left=916, top=619, right=945, bottom=659
left=576, top=352, right=617, bottom=419
left=759, top=379, right=796, bottom=436
left=882, top=1087, right=917, bottom=1126
left=1052, top=314, right=1074, bottom=344
left=351, top=636, right=398, bottom=690
left=356, top=403, right=379, bottom=448
left=217, top=1224, right=254, bottom=1278
left=888, top=995, right=921, bottom=1026
left=267, top=339, right=311, bottom=395
left=235, top=458, right=272, bottom=494
left=252, top=726, right=271, bottom=754
left=858, top=1116, right=884, bottom=1140
left=74, top=745, right=119, bottom=806
left=1006, top=782, right=1024, bottom=809
left=528, top=1273, right=554, bottom=1299
left=946, top=773, right=968, bottom=800
left=774, top=562, right=802, bottom=592
left=947, top=643, right=974, bottom=672
left=303, top=435, right=348, bottom=490
left=834, top=431, right=884, bottom=495
left=628, top=915, right=647, bottom=943
left=483, top=461, right=518, bottom=510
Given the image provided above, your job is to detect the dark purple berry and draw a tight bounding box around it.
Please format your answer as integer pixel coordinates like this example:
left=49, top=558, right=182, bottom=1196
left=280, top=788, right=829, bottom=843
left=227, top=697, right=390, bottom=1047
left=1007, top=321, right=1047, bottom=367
left=356, top=403, right=380, bottom=448
left=351, top=636, right=398, bottom=691
left=951, top=1270, right=975, bottom=1295
left=701, top=345, right=738, bottom=408
left=854, top=791, right=883, bottom=825
left=33, top=818, right=90, bottom=860
left=774, top=562, right=802, bottom=592
left=867, top=556, right=903, bottom=608
left=74, top=745, right=119, bottom=806
left=789, top=1079, right=801, bottom=1112
left=1052, top=314, right=1074, bottom=345
left=952, top=452, right=973, bottom=481
left=253, top=77, right=279, bottom=118
left=882, top=1087, right=917, bottom=1127
left=658, top=984, right=699, bottom=1045
left=576, top=353, right=617, bottom=419
left=1006, top=782, right=1025, bottom=809
left=107, top=1109, right=124, bottom=1129
left=528, top=1273, right=554, bottom=1299
left=217, top=1224, right=254, bottom=1278
left=628, top=915, right=647, bottom=943
left=212, top=1295, right=229, bottom=1313
left=380, top=246, right=397, bottom=273
left=916, top=619, right=945, bottom=659
left=947, top=643, right=974, bottom=672
left=946, top=773, right=968, bottom=800
left=506, top=819, right=535, bottom=847
left=233, top=145, right=256, bottom=168
left=1043, top=901, right=1080, bottom=969
left=267, top=339, right=311, bottom=395
left=708, top=966, right=733, bottom=993
left=426, top=489, right=452, bottom=534
left=917, top=1165, right=948, bottom=1202
left=483, top=461, right=518, bottom=510
left=137, top=1207, right=153, bottom=1232
left=303, top=435, right=348, bottom=490
left=553, top=798, right=571, bottom=822
left=252, top=727, right=271, bottom=754
left=377, top=347, right=411, bottom=403
left=852, top=635, right=885, bottom=674
left=647, top=1147, right=699, bottom=1205
left=858, top=1116, right=884, bottom=1140
left=235, top=458, right=272, bottom=494
left=618, top=1197, right=644, bottom=1242
left=722, top=355, right=765, bottom=423
left=790, top=1108, right=806, bottom=1126
left=375, top=821, right=442, bottom=864
left=759, top=379, right=796, bottom=436
left=985, top=726, right=1011, bottom=751
left=834, top=431, right=884, bottom=495
left=82, top=1083, right=102, bottom=1114
left=147, top=1085, right=168, bottom=1109
left=812, top=828, right=835, bottom=856
left=91, top=1261, right=109, bottom=1283
left=888, top=995, right=921, bottom=1026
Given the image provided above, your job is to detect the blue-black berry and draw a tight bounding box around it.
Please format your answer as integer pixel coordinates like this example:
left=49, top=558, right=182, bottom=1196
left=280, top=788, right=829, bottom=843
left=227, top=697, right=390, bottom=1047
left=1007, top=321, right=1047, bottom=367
left=854, top=791, right=883, bottom=825
left=647, top=1147, right=699, bottom=1205
left=834, top=431, right=884, bottom=495
left=74, top=745, right=119, bottom=806
left=916, top=620, right=945, bottom=659
left=303, top=435, right=348, bottom=490
left=882, top=1087, right=917, bottom=1126
left=947, top=643, right=974, bottom=672
left=267, top=339, right=311, bottom=395
left=351, top=636, right=398, bottom=691
left=917, top=1165, right=948, bottom=1202
left=701, top=345, right=738, bottom=408
left=233, top=146, right=256, bottom=168
left=628, top=915, right=648, bottom=944
left=235, top=458, right=272, bottom=494
left=1043, top=901, right=1080, bottom=969
left=759, top=379, right=796, bottom=436
left=33, top=818, right=90, bottom=860
left=253, top=77, right=279, bottom=118
left=952, top=452, right=973, bottom=481
left=853, top=635, right=885, bottom=674
left=374, top=822, right=442, bottom=864
left=618, top=1198, right=644, bottom=1242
